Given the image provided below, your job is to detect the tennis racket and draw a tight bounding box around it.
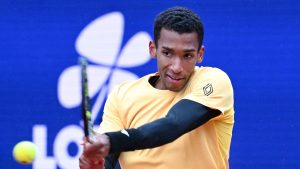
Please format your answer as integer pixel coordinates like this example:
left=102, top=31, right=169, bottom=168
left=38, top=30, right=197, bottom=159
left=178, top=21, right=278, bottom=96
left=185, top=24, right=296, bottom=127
left=80, top=57, right=95, bottom=142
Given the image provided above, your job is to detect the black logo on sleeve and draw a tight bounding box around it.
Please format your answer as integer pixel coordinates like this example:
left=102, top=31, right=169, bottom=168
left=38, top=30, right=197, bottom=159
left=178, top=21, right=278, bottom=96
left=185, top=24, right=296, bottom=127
left=203, top=83, right=213, bottom=96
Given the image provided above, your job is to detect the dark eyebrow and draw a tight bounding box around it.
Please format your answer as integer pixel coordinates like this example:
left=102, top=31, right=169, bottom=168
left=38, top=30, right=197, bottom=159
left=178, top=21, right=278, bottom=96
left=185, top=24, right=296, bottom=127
left=162, top=46, right=196, bottom=53
left=183, top=49, right=196, bottom=53
left=162, top=46, right=173, bottom=51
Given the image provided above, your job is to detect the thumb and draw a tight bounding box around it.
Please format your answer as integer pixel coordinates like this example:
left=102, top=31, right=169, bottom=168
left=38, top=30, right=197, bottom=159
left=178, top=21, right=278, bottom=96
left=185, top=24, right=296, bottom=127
left=80, top=136, right=88, bottom=145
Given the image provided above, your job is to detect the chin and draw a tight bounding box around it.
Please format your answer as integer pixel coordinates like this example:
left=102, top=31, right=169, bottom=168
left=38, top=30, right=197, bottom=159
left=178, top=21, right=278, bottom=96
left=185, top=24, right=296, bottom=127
left=168, top=86, right=183, bottom=92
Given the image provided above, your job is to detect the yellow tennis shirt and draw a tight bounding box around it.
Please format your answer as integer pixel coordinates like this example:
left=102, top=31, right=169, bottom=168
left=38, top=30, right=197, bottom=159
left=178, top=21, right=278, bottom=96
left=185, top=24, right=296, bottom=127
left=99, top=66, right=234, bottom=169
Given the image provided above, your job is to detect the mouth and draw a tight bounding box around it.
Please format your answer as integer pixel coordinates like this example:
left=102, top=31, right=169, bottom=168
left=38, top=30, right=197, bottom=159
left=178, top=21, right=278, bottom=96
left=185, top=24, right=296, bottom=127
left=166, top=74, right=184, bottom=82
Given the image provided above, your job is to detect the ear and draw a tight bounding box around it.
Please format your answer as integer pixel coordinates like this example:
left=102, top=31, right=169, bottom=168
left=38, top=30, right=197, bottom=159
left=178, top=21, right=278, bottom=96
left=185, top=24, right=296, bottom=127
left=197, top=45, right=205, bottom=63
left=149, top=41, right=157, bottom=58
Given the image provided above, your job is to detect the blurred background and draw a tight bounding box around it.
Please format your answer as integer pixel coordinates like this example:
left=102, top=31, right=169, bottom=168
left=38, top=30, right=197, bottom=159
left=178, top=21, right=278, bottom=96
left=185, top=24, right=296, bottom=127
left=0, top=0, right=299, bottom=168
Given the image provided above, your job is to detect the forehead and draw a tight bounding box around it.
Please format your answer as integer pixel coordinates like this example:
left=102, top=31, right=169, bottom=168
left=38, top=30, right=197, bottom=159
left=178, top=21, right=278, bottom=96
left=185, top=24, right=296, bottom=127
left=157, top=28, right=199, bottom=50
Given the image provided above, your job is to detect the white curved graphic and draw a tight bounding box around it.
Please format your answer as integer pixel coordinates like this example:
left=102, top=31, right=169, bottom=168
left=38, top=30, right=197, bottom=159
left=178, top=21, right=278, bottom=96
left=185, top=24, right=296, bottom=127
left=118, top=32, right=152, bottom=67
left=58, top=12, right=152, bottom=123
left=76, top=12, right=124, bottom=66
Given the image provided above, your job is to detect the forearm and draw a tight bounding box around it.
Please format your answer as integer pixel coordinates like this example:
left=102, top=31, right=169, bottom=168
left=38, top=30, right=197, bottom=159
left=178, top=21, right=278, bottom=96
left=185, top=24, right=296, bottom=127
left=106, top=99, right=221, bottom=153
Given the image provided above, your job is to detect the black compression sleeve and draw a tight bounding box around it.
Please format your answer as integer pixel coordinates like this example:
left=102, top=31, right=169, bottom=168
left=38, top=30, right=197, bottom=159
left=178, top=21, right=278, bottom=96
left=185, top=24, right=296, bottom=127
left=106, top=99, right=221, bottom=154
left=104, top=153, right=120, bottom=169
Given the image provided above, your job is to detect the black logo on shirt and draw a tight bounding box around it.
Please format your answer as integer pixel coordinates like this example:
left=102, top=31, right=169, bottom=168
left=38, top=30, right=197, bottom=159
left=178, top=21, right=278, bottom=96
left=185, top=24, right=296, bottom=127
left=203, top=83, right=213, bottom=96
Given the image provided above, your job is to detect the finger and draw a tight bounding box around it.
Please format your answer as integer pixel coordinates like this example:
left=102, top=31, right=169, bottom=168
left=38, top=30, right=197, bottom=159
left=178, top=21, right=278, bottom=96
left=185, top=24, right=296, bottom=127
left=79, top=155, right=93, bottom=169
left=83, top=136, right=88, bottom=143
left=80, top=154, right=103, bottom=168
left=97, top=158, right=105, bottom=166
left=80, top=159, right=104, bottom=169
left=80, top=137, right=88, bottom=146
left=84, top=142, right=103, bottom=155
left=82, top=148, right=103, bottom=163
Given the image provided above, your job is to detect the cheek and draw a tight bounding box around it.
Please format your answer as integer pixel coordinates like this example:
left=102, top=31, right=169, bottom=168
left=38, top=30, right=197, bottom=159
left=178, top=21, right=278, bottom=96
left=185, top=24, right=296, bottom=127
left=156, top=59, right=165, bottom=72
left=157, top=57, right=169, bottom=69
left=183, top=61, right=197, bottom=73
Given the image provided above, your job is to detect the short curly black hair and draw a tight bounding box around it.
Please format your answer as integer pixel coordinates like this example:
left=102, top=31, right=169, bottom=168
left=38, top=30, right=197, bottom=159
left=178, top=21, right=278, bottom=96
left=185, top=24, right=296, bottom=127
left=154, top=7, right=204, bottom=51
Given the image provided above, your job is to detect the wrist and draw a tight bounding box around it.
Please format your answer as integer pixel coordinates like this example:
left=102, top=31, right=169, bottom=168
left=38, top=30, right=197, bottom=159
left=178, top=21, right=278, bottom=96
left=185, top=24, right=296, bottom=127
left=95, top=133, right=111, bottom=157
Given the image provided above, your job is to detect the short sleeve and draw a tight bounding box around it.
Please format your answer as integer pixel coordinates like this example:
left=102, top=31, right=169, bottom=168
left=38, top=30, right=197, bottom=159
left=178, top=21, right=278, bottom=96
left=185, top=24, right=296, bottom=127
left=98, top=86, right=124, bottom=133
left=184, top=68, right=234, bottom=114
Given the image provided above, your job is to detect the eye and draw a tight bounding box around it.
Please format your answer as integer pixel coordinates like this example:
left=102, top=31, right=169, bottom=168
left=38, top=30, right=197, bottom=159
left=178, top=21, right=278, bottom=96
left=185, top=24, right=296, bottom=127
left=162, top=51, right=171, bottom=57
left=183, top=54, right=193, bottom=60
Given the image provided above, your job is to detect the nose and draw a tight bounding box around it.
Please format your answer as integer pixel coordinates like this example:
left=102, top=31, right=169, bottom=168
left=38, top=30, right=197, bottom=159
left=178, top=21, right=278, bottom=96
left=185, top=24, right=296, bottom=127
left=170, top=57, right=183, bottom=74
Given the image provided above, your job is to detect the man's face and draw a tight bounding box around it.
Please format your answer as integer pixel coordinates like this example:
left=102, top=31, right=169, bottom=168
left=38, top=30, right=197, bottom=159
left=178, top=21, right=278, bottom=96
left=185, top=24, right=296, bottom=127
left=149, top=28, right=204, bottom=92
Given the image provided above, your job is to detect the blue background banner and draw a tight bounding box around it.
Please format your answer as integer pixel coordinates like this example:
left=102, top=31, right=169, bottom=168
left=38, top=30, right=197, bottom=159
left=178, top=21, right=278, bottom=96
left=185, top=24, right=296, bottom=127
left=1, top=0, right=299, bottom=168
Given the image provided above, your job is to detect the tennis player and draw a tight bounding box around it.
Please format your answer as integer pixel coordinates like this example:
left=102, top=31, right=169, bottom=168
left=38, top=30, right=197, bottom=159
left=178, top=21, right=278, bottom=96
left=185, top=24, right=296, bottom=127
left=80, top=6, right=234, bottom=169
